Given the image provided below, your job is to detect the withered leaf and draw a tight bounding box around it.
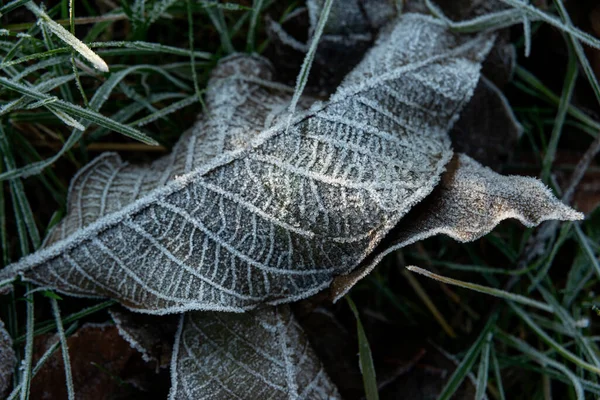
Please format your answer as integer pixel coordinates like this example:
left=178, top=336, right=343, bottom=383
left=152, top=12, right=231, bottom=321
left=1, top=14, right=495, bottom=314
left=30, top=322, right=167, bottom=399
left=169, top=305, right=340, bottom=399
left=331, top=154, right=583, bottom=300
left=0, top=319, right=15, bottom=398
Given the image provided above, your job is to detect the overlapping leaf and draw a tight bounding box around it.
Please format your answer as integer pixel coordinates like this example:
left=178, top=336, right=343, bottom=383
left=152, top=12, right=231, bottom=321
left=169, top=305, right=339, bottom=399
left=331, top=154, right=583, bottom=300
left=0, top=14, right=495, bottom=314
left=0, top=319, right=15, bottom=398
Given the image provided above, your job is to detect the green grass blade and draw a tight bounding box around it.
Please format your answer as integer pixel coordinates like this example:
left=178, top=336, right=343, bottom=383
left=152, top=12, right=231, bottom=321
left=491, top=347, right=506, bottom=400
left=287, top=0, right=333, bottom=117
left=25, top=1, right=108, bottom=72
left=475, top=332, right=493, bottom=400
left=437, top=316, right=497, bottom=400
left=510, top=302, right=600, bottom=376
left=541, top=43, right=577, bottom=183
left=500, top=331, right=585, bottom=400
left=407, top=266, right=554, bottom=313
left=50, top=297, right=75, bottom=400
left=347, top=296, right=379, bottom=400
left=205, top=2, right=235, bottom=54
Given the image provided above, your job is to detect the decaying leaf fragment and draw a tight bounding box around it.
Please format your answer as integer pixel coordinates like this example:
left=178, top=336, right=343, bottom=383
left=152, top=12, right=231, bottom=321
left=0, top=319, right=15, bottom=398
left=169, top=305, right=339, bottom=400
left=0, top=14, right=495, bottom=314
left=331, top=154, right=583, bottom=300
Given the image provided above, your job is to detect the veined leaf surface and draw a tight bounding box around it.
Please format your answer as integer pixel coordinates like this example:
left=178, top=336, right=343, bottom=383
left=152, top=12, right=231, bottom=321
left=1, top=14, right=494, bottom=314
left=169, top=306, right=340, bottom=399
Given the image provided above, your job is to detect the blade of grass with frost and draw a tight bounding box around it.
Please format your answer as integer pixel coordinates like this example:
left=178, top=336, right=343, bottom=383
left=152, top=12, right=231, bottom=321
left=0, top=0, right=33, bottom=16
left=522, top=15, right=531, bottom=57
left=246, top=0, right=264, bottom=52
left=499, top=0, right=600, bottom=50
left=133, top=94, right=197, bottom=127
left=528, top=222, right=573, bottom=293
left=347, top=297, right=379, bottom=400
left=50, top=297, right=74, bottom=400
left=2, top=42, right=211, bottom=69
left=475, top=332, right=492, bottom=400
left=0, top=125, right=40, bottom=249
left=19, top=284, right=34, bottom=400
left=491, top=348, right=506, bottom=400
left=205, top=2, right=234, bottom=54
left=402, top=266, right=456, bottom=338
left=541, top=43, right=577, bottom=183
left=25, top=2, right=108, bottom=72
left=187, top=0, right=201, bottom=101
left=0, top=73, right=159, bottom=180
left=147, top=0, right=179, bottom=27
left=553, top=0, right=600, bottom=123
left=514, top=66, right=600, bottom=136
left=509, top=302, right=600, bottom=376
left=538, top=286, right=600, bottom=369
left=499, top=332, right=585, bottom=400
left=6, top=323, right=78, bottom=400
left=15, top=300, right=115, bottom=344
left=407, top=266, right=553, bottom=312
left=574, top=224, right=600, bottom=281
left=287, top=0, right=333, bottom=117
left=437, top=317, right=497, bottom=400
left=425, top=0, right=525, bottom=32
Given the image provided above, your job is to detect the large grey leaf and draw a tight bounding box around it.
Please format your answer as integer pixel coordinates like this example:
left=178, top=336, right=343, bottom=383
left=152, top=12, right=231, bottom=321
left=0, top=319, right=15, bottom=398
left=1, top=14, right=494, bottom=314
left=169, top=305, right=340, bottom=399
left=331, top=153, right=583, bottom=300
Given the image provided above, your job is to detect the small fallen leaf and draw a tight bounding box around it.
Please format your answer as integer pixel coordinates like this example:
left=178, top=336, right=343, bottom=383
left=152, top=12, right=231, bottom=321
left=1, top=14, right=495, bottom=314
left=331, top=153, right=583, bottom=300
left=169, top=305, right=340, bottom=399
left=0, top=319, right=15, bottom=398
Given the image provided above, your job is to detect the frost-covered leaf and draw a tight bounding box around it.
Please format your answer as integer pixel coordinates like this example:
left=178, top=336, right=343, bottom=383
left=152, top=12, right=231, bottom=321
left=169, top=305, right=340, bottom=399
left=1, top=14, right=494, bottom=314
left=450, top=77, right=522, bottom=170
left=109, top=308, right=177, bottom=368
left=0, top=319, right=15, bottom=398
left=331, top=154, right=583, bottom=300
